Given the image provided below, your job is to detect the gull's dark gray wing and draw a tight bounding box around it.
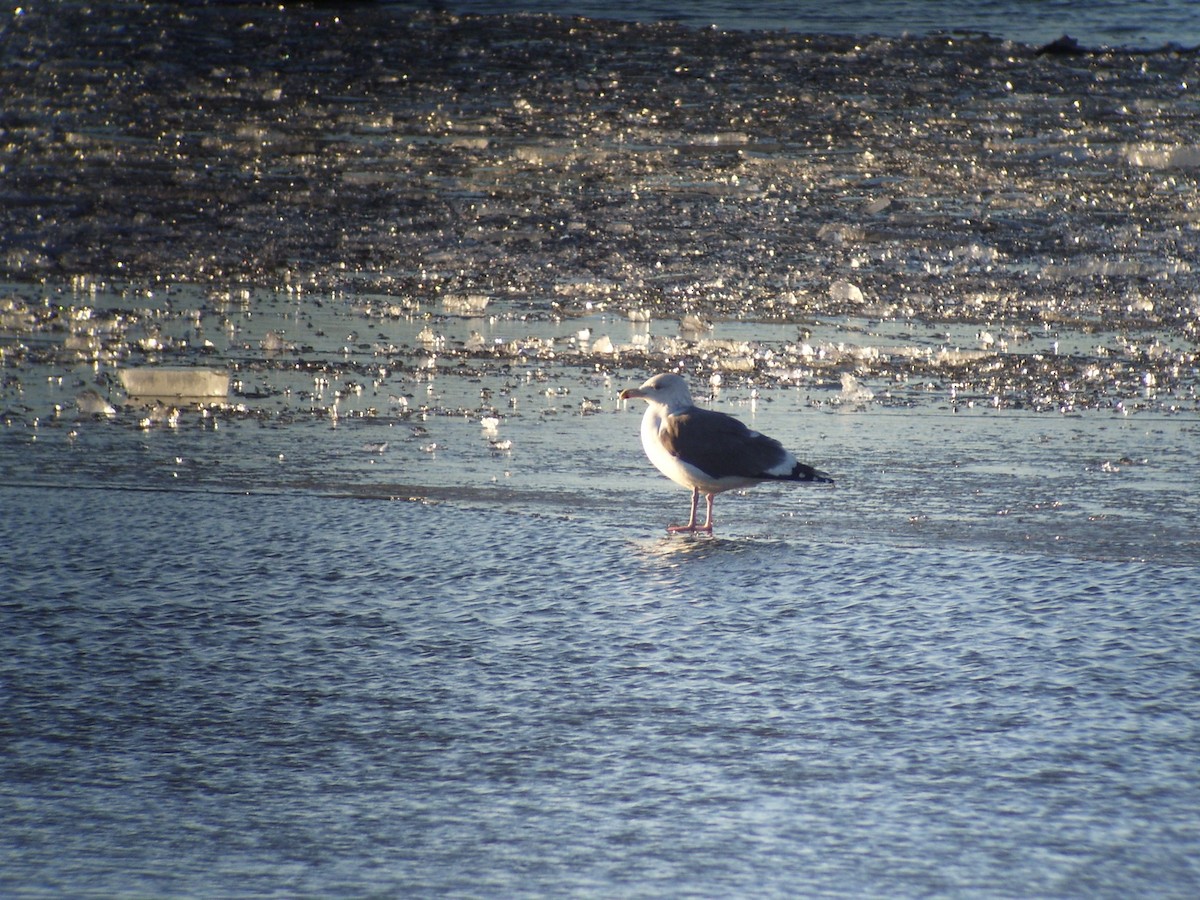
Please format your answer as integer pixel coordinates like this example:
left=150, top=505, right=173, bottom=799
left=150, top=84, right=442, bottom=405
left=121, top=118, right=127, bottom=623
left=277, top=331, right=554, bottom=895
left=660, top=406, right=789, bottom=479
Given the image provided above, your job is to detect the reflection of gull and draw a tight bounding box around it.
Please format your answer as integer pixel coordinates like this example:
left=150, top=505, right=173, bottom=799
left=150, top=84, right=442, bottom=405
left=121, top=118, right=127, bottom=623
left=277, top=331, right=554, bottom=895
left=620, top=373, right=833, bottom=534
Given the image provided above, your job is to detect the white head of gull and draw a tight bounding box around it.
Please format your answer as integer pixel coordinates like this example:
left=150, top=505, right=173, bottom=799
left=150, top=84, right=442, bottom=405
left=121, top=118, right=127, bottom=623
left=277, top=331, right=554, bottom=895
left=619, top=373, right=833, bottom=534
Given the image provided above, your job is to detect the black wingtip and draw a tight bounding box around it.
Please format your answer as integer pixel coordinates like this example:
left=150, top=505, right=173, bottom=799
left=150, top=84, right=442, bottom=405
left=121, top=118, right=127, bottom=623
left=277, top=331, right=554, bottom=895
left=793, top=462, right=834, bottom=484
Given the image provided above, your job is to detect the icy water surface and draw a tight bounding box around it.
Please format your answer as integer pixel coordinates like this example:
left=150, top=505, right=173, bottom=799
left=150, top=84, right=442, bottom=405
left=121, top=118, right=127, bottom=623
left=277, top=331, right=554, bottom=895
left=3, top=286, right=1200, bottom=894
left=4, top=487, right=1200, bottom=897
left=435, top=0, right=1200, bottom=48
left=2, top=2, right=1200, bottom=896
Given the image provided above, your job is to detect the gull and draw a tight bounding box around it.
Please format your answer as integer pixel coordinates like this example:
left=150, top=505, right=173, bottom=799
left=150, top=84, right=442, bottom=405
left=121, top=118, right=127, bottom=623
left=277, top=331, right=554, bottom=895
left=620, top=373, right=833, bottom=533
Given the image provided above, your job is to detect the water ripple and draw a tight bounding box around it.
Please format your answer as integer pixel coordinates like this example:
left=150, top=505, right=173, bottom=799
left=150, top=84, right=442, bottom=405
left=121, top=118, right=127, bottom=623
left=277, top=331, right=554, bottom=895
left=3, top=482, right=1199, bottom=897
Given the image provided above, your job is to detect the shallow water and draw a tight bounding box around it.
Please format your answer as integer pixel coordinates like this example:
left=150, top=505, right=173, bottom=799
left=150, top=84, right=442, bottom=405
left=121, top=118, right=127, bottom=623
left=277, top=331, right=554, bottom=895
left=4, top=309, right=1200, bottom=895
left=3, top=275, right=1197, bottom=560
left=3, top=2, right=1200, bottom=896
left=4, top=486, right=1200, bottom=897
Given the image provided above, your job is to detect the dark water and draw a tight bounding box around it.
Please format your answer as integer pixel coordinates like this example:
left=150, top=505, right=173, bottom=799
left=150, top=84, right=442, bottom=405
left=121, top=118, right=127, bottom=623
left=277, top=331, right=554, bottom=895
left=430, top=0, right=1200, bottom=48
left=3, top=1, right=1200, bottom=895
left=4, top=487, right=1199, bottom=897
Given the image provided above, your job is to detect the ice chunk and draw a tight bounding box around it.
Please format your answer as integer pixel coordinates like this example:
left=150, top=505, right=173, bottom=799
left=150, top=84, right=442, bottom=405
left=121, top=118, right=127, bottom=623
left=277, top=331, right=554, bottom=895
left=441, top=294, right=489, bottom=316
left=0, top=299, right=35, bottom=332
left=1124, top=143, right=1200, bottom=169
left=64, top=334, right=101, bottom=356
left=862, top=196, right=892, bottom=215
left=119, top=367, right=229, bottom=400
left=839, top=373, right=875, bottom=405
left=829, top=280, right=865, bottom=303
left=717, top=355, right=755, bottom=372
left=697, top=132, right=749, bottom=145
left=260, top=331, right=292, bottom=352
left=75, top=389, right=115, bottom=417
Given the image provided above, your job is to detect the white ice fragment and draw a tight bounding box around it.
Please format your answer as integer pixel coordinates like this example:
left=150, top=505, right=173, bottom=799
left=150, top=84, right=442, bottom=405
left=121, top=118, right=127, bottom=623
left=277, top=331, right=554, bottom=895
left=862, top=196, right=892, bottom=215
left=64, top=334, right=100, bottom=355
left=75, top=389, right=115, bottom=417
left=1055, top=146, right=1094, bottom=164
left=441, top=294, right=489, bottom=316
left=1123, top=143, right=1200, bottom=169
left=936, top=348, right=990, bottom=365
left=260, top=330, right=289, bottom=352
left=0, top=298, right=35, bottom=332
left=699, top=132, right=750, bottom=145
left=591, top=335, right=615, bottom=355
left=119, top=367, right=229, bottom=400
left=839, top=373, right=875, bottom=405
left=717, top=356, right=755, bottom=373
left=829, top=280, right=865, bottom=303
left=817, top=224, right=864, bottom=244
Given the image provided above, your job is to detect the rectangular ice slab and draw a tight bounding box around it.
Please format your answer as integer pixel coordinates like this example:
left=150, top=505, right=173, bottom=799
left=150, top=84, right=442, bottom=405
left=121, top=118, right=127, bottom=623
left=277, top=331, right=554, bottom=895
left=119, top=367, right=229, bottom=400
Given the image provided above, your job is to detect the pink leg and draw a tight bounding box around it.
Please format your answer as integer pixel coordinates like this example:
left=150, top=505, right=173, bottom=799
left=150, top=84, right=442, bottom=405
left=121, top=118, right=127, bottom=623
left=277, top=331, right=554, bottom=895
left=667, top=487, right=699, bottom=533
left=667, top=488, right=715, bottom=534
